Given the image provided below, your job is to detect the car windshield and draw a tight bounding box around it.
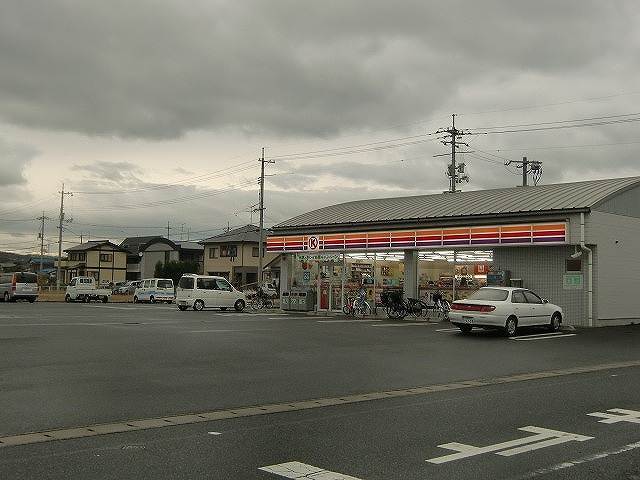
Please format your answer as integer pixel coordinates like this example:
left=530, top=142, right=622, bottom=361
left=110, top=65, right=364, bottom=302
left=15, top=272, right=37, bottom=284
left=466, top=288, right=509, bottom=301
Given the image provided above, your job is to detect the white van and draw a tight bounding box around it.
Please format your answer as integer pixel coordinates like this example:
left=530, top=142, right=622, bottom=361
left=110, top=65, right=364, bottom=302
left=0, top=271, right=38, bottom=303
left=133, top=278, right=175, bottom=304
left=176, top=274, right=246, bottom=312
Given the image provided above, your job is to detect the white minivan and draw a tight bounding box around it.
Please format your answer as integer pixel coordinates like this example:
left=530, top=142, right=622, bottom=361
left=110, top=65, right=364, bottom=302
left=0, top=271, right=38, bottom=303
left=133, top=278, right=175, bottom=304
left=176, top=274, right=246, bottom=312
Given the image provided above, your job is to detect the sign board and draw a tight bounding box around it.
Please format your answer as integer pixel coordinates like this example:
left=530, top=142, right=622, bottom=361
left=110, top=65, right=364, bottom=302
left=307, top=235, right=320, bottom=251
left=268, top=222, right=567, bottom=253
left=563, top=273, right=583, bottom=290
left=296, top=253, right=341, bottom=262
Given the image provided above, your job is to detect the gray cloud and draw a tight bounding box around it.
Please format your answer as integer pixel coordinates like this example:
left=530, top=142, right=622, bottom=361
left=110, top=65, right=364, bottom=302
left=0, top=138, right=37, bottom=187
left=0, top=1, right=637, bottom=139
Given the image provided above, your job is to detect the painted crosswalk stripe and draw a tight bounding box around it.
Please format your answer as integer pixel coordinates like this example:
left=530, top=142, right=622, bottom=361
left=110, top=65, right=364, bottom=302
left=427, top=426, right=592, bottom=464
left=259, top=461, right=363, bottom=479
left=512, top=334, right=577, bottom=341
left=587, top=408, right=640, bottom=424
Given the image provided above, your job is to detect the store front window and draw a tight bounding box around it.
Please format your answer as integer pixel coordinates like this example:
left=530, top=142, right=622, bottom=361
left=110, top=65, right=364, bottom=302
left=418, top=250, right=492, bottom=302
left=286, top=248, right=492, bottom=311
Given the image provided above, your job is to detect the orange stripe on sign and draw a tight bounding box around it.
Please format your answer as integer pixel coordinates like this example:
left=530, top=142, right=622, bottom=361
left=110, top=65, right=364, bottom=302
left=367, top=233, right=390, bottom=240
left=283, top=236, right=305, bottom=242
left=532, top=224, right=565, bottom=231
left=416, top=229, right=442, bottom=236
left=471, top=226, right=499, bottom=234
left=442, top=228, right=470, bottom=235
left=501, top=225, right=531, bottom=233
left=390, top=231, right=415, bottom=238
left=345, top=233, right=365, bottom=240
left=322, top=234, right=344, bottom=241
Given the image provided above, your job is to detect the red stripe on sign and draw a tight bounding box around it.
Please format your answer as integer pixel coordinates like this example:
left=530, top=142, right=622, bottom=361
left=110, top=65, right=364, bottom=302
left=389, top=236, right=414, bottom=243
left=471, top=233, right=500, bottom=239
left=416, top=235, right=441, bottom=241
left=345, top=238, right=366, bottom=244
left=533, top=230, right=565, bottom=237
left=501, top=231, right=531, bottom=238
left=443, top=234, right=469, bottom=240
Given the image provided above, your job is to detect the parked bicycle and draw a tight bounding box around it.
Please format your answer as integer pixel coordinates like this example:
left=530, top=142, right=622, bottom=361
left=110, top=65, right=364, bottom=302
left=343, top=289, right=372, bottom=317
left=250, top=287, right=274, bottom=310
left=424, top=290, right=450, bottom=321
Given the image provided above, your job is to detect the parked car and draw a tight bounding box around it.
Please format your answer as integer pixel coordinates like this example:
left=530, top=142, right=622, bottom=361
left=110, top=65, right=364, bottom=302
left=65, top=276, right=111, bottom=303
left=449, top=287, right=563, bottom=336
left=244, top=282, right=278, bottom=299
left=117, top=281, right=141, bottom=295
left=112, top=281, right=127, bottom=294
left=133, top=278, right=175, bottom=304
left=176, top=274, right=246, bottom=312
left=0, top=271, right=38, bottom=303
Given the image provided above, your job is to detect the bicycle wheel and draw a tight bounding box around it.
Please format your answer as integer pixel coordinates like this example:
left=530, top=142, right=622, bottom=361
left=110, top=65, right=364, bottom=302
left=358, top=302, right=371, bottom=318
left=250, top=298, right=262, bottom=310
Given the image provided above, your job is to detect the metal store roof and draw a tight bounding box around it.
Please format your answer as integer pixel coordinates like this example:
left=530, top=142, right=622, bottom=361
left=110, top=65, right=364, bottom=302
left=274, top=176, right=640, bottom=231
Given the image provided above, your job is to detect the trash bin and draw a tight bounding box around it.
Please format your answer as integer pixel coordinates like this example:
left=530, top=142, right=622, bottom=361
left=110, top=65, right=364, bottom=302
left=280, top=291, right=290, bottom=310
left=289, top=291, right=299, bottom=311
left=298, top=290, right=316, bottom=311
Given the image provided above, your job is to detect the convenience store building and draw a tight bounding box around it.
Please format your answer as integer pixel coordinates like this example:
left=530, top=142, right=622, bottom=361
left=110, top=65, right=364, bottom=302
left=267, top=176, right=640, bottom=327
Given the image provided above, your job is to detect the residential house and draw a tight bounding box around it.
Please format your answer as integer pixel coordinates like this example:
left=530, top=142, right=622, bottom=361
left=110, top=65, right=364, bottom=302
left=63, top=241, right=129, bottom=284
left=28, top=255, right=57, bottom=274
left=200, top=225, right=275, bottom=287
left=120, top=236, right=203, bottom=280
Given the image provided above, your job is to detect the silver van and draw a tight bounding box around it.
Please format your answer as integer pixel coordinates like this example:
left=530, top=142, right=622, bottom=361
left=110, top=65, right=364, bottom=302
left=0, top=271, right=38, bottom=302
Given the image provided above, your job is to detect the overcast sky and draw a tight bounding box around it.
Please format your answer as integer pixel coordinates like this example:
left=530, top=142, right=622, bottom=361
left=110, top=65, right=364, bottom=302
left=1, top=0, right=639, bottom=253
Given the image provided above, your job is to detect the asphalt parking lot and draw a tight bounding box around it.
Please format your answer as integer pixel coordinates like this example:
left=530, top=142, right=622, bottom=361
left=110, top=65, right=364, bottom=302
left=0, top=302, right=638, bottom=479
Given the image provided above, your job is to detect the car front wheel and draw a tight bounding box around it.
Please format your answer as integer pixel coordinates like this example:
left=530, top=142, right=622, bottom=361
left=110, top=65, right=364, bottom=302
left=549, top=312, right=562, bottom=332
left=193, top=300, right=205, bottom=311
left=234, top=300, right=245, bottom=312
left=505, top=316, right=518, bottom=337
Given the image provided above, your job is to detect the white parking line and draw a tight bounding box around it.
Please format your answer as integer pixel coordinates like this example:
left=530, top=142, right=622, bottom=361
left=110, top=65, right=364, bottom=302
left=436, top=327, right=460, bottom=332
left=427, top=426, right=592, bottom=464
left=317, top=319, right=382, bottom=323
left=259, top=461, right=363, bottom=479
left=512, top=334, right=577, bottom=341
left=371, top=322, right=432, bottom=327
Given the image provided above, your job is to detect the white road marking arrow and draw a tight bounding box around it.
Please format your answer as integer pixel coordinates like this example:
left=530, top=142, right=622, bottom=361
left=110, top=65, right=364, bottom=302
left=426, top=426, right=593, bottom=464
left=259, top=461, right=364, bottom=479
left=588, top=408, right=640, bottom=424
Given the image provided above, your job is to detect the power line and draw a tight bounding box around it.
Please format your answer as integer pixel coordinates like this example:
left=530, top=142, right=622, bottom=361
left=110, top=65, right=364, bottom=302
left=458, top=90, right=640, bottom=116
left=468, top=111, right=640, bottom=131
left=466, top=116, right=640, bottom=136
left=72, top=161, right=258, bottom=195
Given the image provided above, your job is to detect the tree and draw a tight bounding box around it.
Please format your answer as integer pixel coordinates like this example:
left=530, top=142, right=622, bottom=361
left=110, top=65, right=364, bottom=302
left=154, top=260, right=199, bottom=285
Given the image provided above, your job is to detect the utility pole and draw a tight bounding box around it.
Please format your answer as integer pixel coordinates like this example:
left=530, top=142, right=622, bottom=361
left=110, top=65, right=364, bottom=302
left=257, top=147, right=275, bottom=285
left=166, top=221, right=171, bottom=239
left=37, top=211, right=51, bottom=274
left=435, top=114, right=470, bottom=192
left=56, top=184, right=73, bottom=290
left=506, top=156, right=543, bottom=186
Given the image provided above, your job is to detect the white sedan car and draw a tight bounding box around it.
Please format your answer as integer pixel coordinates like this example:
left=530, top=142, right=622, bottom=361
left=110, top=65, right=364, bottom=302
left=449, top=287, right=563, bottom=336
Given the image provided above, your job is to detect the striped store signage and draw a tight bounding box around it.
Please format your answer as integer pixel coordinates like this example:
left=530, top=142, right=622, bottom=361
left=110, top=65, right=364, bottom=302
left=266, top=222, right=567, bottom=252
